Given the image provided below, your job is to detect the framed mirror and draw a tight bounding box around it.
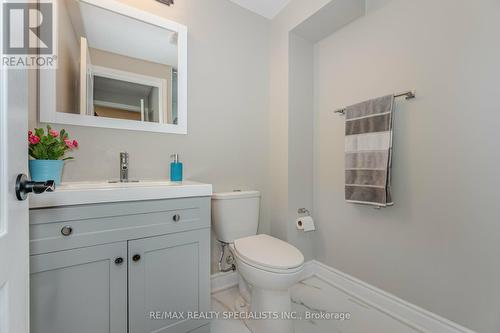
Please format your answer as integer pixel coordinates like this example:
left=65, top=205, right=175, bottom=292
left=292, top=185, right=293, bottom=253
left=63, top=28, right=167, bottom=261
left=39, top=0, right=187, bottom=134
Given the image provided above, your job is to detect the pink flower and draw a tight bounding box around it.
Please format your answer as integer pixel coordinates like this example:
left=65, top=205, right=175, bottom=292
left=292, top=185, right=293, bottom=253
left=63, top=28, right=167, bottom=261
left=29, top=135, right=40, bottom=145
left=28, top=130, right=33, bottom=137
left=72, top=140, right=79, bottom=148
left=64, top=139, right=74, bottom=149
left=49, top=129, right=59, bottom=137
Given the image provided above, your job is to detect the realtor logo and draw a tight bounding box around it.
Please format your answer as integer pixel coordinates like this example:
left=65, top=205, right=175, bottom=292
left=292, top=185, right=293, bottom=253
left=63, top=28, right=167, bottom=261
left=2, top=0, right=57, bottom=68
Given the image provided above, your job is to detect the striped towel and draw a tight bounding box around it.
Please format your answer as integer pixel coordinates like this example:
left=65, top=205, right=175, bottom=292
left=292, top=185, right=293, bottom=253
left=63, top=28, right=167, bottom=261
left=344, top=95, right=394, bottom=207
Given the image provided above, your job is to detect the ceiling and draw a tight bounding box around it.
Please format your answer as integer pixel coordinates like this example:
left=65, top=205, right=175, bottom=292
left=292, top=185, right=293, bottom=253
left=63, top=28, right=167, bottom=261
left=229, top=0, right=291, bottom=19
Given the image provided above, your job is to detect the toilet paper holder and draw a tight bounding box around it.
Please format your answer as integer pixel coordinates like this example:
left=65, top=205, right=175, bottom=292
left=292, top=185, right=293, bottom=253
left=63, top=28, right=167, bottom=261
left=297, top=208, right=310, bottom=216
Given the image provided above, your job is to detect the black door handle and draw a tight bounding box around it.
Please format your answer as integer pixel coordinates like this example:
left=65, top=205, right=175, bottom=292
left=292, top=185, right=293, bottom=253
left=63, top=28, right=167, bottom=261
left=16, top=174, right=55, bottom=201
left=132, top=254, right=141, bottom=262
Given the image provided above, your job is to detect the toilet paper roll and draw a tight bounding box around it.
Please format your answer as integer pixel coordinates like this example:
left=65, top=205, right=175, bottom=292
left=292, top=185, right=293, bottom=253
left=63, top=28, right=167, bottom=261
left=296, top=216, right=315, bottom=232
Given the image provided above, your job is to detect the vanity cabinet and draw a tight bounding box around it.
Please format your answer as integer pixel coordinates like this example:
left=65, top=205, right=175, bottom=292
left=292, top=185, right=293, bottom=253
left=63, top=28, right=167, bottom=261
left=29, top=197, right=211, bottom=333
left=30, top=242, right=128, bottom=333
left=128, top=230, right=209, bottom=333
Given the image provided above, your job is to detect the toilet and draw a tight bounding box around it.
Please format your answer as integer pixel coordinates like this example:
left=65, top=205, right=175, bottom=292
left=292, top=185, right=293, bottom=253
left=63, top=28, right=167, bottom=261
left=212, top=191, right=304, bottom=333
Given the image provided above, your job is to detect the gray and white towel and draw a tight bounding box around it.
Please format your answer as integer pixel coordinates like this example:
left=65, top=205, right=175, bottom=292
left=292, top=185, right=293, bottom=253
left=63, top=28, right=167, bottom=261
left=344, top=95, right=394, bottom=207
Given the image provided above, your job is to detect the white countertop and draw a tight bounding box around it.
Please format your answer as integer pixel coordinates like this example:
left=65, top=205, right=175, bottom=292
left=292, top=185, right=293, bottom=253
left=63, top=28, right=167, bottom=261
left=29, top=180, right=213, bottom=209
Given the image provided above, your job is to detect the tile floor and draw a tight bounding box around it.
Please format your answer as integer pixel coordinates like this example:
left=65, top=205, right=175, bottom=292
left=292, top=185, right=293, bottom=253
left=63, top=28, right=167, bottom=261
left=211, top=275, right=423, bottom=333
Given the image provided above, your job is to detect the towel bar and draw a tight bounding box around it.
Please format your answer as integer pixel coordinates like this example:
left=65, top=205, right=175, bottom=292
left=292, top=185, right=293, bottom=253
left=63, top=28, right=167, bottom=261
left=334, top=90, right=416, bottom=115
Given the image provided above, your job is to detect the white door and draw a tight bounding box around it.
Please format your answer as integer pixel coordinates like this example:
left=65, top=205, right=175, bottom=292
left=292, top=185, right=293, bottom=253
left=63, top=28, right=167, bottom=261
left=0, top=66, right=30, bottom=333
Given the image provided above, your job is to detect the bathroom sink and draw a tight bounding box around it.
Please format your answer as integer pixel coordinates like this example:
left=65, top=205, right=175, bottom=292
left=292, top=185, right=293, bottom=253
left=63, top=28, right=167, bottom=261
left=59, top=180, right=181, bottom=189
left=29, top=180, right=213, bottom=209
left=55, top=180, right=170, bottom=190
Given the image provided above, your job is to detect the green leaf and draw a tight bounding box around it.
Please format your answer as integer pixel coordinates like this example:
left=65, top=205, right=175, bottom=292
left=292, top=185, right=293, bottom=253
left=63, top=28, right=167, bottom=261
left=27, top=125, right=76, bottom=160
left=34, top=128, right=44, bottom=137
left=32, top=144, right=46, bottom=160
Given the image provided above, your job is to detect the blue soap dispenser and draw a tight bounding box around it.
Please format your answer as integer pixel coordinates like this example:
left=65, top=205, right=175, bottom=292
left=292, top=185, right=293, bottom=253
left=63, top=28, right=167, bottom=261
left=170, top=153, right=183, bottom=182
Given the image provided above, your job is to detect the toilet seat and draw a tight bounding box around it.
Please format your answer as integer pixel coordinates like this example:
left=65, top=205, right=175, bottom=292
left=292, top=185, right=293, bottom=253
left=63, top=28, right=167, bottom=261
left=233, top=234, right=304, bottom=273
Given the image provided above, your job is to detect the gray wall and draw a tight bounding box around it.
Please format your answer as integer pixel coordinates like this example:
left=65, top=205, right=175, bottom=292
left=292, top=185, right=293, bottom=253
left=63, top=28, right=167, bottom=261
left=268, top=0, right=366, bottom=272
left=287, top=33, right=315, bottom=262
left=30, top=0, right=271, bottom=273
left=29, top=0, right=500, bottom=330
left=312, top=1, right=500, bottom=332
left=268, top=0, right=332, bottom=261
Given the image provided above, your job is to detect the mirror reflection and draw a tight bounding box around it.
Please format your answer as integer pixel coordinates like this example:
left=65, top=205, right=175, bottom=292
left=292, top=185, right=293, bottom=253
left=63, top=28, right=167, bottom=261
left=57, top=0, right=179, bottom=124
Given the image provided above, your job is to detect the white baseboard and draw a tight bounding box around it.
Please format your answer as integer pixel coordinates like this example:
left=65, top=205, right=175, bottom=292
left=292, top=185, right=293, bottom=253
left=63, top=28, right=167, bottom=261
left=211, top=260, right=476, bottom=333
left=307, top=260, right=475, bottom=333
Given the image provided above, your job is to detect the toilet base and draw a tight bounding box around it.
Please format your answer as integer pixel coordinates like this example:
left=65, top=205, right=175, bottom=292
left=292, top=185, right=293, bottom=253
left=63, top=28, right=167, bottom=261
left=247, top=288, right=294, bottom=333
left=238, top=273, right=252, bottom=304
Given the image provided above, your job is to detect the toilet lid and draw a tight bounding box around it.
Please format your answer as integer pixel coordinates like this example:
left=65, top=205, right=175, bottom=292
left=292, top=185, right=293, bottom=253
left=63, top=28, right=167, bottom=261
left=234, top=234, right=304, bottom=270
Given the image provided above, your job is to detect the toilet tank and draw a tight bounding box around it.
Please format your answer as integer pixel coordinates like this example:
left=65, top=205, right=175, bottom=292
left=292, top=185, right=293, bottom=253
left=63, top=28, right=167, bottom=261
left=211, top=191, right=260, bottom=243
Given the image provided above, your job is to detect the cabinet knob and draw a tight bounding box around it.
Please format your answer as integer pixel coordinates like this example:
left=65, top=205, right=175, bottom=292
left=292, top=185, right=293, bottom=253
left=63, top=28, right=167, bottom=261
left=61, top=226, right=73, bottom=236
left=114, top=257, right=124, bottom=265
left=132, top=254, right=141, bottom=262
left=172, top=214, right=181, bottom=222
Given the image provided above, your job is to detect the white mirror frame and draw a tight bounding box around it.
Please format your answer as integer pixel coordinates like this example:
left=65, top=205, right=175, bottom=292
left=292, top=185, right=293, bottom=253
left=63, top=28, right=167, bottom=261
left=39, top=0, right=188, bottom=134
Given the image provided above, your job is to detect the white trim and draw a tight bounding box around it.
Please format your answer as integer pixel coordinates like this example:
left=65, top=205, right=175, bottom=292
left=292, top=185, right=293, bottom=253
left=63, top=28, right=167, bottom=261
left=92, top=65, right=167, bottom=90
left=80, top=37, right=89, bottom=115
left=168, top=67, right=174, bottom=124
left=211, top=260, right=476, bottom=333
left=308, top=260, right=476, bottom=333
left=94, top=100, right=142, bottom=113
left=45, top=110, right=187, bottom=134
left=39, top=0, right=188, bottom=134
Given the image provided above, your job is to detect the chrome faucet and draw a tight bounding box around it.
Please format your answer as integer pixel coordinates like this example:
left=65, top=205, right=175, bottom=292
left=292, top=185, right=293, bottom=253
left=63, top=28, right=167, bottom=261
left=120, top=152, right=129, bottom=182
left=108, top=152, right=138, bottom=184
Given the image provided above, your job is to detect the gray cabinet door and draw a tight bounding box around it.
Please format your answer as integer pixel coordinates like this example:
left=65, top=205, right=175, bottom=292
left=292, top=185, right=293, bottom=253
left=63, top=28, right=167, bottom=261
left=30, top=242, right=127, bottom=333
left=128, top=229, right=210, bottom=333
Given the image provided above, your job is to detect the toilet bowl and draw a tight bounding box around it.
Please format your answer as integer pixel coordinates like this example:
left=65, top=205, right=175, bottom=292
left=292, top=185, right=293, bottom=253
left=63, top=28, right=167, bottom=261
left=232, top=234, right=304, bottom=331
left=231, top=235, right=304, bottom=333
left=226, top=235, right=303, bottom=333
left=212, top=191, right=305, bottom=333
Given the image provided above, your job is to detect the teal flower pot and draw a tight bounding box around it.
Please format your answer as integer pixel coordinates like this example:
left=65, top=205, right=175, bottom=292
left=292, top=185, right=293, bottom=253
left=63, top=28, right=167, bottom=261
left=29, top=160, right=64, bottom=185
